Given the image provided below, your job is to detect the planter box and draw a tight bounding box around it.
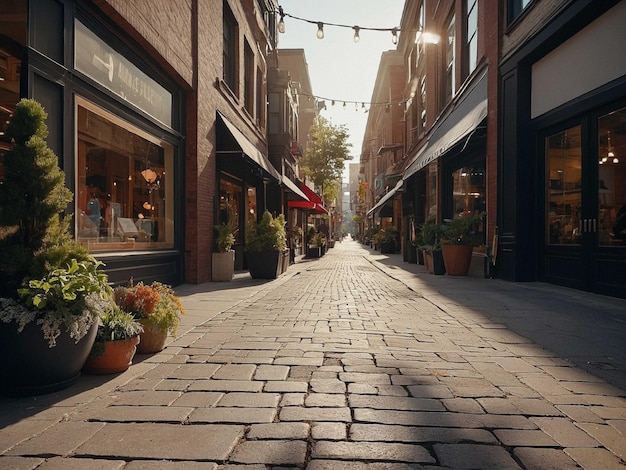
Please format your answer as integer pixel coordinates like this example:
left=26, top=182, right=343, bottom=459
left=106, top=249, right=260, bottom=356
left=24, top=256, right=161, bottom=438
left=212, top=250, right=235, bottom=281
left=380, top=241, right=395, bottom=254
left=424, top=250, right=445, bottom=275
left=246, top=250, right=282, bottom=279
left=307, top=245, right=322, bottom=258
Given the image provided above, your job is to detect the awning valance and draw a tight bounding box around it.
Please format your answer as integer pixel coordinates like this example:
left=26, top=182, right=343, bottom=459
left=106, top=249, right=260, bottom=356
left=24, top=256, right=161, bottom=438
left=403, top=70, right=488, bottom=180
left=216, top=112, right=281, bottom=181
left=367, top=179, right=403, bottom=216
left=298, top=181, right=324, bottom=206
left=288, top=200, right=329, bottom=215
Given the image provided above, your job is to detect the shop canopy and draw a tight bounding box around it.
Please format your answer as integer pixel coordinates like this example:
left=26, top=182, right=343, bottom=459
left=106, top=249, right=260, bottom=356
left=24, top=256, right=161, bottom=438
left=288, top=182, right=329, bottom=214
left=282, top=176, right=309, bottom=201
left=403, top=69, right=488, bottom=180
left=367, top=179, right=403, bottom=216
left=216, top=112, right=281, bottom=181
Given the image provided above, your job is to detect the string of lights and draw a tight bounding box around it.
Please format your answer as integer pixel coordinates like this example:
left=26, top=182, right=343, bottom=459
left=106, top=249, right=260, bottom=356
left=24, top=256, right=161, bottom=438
left=277, top=6, right=400, bottom=44
left=296, top=90, right=407, bottom=112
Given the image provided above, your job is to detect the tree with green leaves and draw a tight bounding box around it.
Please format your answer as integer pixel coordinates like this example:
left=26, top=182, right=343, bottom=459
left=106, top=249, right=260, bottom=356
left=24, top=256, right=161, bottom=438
left=300, top=115, right=352, bottom=207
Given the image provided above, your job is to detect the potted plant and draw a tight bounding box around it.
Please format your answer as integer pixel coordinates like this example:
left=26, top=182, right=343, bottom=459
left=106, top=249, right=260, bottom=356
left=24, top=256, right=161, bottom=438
left=441, top=212, right=484, bottom=276
left=380, top=225, right=397, bottom=254
left=114, top=281, right=184, bottom=354
left=212, top=222, right=236, bottom=281
left=244, top=211, right=288, bottom=279
left=0, top=99, right=113, bottom=395
left=83, top=304, right=143, bottom=374
left=419, top=220, right=446, bottom=275
left=307, top=231, right=325, bottom=258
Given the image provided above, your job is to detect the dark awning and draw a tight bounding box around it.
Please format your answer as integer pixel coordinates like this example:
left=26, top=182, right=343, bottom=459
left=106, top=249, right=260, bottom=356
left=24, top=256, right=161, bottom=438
left=367, top=179, right=403, bottom=216
left=403, top=69, right=487, bottom=180
left=282, top=176, right=309, bottom=201
left=216, top=112, right=281, bottom=181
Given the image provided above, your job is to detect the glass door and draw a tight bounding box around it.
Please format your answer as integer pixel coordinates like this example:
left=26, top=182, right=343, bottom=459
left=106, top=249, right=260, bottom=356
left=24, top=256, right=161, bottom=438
left=542, top=106, right=626, bottom=297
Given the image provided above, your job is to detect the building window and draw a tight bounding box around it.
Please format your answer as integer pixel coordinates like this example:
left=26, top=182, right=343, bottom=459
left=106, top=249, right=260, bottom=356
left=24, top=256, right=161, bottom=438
left=508, top=0, right=532, bottom=24
left=465, top=0, right=478, bottom=77
left=256, top=67, right=264, bottom=128
left=244, top=41, right=254, bottom=114
left=443, top=14, right=455, bottom=107
left=76, top=98, right=175, bottom=251
left=223, top=2, right=238, bottom=93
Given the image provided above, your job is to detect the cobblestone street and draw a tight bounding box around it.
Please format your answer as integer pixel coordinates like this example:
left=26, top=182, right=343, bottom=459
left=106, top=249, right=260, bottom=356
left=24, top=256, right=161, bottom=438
left=1, top=239, right=625, bottom=469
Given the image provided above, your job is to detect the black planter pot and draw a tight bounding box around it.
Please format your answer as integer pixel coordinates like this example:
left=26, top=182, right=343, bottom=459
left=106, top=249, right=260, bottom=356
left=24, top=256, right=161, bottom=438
left=380, top=241, right=395, bottom=254
left=246, top=250, right=282, bottom=279
left=408, top=245, right=417, bottom=264
left=0, top=319, right=98, bottom=396
left=432, top=250, right=446, bottom=275
left=417, top=248, right=425, bottom=265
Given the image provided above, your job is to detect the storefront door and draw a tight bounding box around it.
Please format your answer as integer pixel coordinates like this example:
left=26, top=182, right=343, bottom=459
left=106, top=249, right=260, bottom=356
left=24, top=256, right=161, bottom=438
left=542, top=106, right=626, bottom=298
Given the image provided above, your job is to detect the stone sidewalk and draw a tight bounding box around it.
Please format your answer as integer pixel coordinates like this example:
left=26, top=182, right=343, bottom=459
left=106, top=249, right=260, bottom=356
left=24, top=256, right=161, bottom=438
left=0, top=239, right=625, bottom=469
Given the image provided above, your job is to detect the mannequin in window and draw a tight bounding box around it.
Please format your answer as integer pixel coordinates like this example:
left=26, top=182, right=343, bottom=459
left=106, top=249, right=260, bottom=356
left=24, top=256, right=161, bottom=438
left=87, top=192, right=101, bottom=230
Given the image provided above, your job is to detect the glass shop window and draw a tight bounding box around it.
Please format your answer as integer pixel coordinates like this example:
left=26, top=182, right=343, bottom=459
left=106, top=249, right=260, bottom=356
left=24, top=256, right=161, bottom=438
left=76, top=98, right=175, bottom=251
left=452, top=166, right=486, bottom=217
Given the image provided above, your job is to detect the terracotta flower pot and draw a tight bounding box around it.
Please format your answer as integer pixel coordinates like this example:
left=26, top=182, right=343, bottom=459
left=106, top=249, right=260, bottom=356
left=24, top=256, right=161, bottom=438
left=83, top=336, right=140, bottom=374
left=442, top=244, right=474, bottom=276
left=136, top=319, right=168, bottom=354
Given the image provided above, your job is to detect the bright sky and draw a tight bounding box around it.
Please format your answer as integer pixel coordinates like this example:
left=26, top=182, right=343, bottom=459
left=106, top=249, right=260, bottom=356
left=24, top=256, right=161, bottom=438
left=276, top=0, right=406, bottom=177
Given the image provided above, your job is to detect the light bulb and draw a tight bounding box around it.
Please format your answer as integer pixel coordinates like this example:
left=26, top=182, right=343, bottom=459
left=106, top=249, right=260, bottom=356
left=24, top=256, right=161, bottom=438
left=614, top=157, right=620, bottom=164
left=278, top=18, right=285, bottom=33
left=316, top=22, right=324, bottom=39
left=353, top=26, right=360, bottom=43
left=391, top=28, right=398, bottom=45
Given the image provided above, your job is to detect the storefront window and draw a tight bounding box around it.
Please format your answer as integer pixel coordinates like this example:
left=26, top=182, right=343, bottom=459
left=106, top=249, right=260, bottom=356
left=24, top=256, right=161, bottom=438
left=452, top=166, right=485, bottom=217
left=219, top=179, right=242, bottom=242
left=598, top=108, right=626, bottom=246
left=546, top=126, right=582, bottom=245
left=76, top=98, right=175, bottom=251
left=247, top=186, right=257, bottom=223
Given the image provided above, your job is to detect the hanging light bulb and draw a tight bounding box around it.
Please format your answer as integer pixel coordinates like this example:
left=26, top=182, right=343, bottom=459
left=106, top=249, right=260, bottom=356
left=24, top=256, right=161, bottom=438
left=343, top=102, right=347, bottom=109
left=391, top=28, right=398, bottom=45
left=613, top=157, right=620, bottom=164
left=353, top=26, right=360, bottom=43
left=331, top=100, right=336, bottom=107
left=277, top=6, right=285, bottom=33
left=316, top=22, right=324, bottom=39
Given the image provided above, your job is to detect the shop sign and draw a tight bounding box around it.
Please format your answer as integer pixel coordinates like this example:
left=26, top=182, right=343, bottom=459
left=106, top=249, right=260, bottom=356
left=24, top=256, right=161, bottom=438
left=74, top=20, right=172, bottom=127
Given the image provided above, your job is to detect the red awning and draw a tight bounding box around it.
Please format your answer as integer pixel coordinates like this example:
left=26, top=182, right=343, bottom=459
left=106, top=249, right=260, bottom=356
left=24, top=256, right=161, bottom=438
left=288, top=200, right=329, bottom=215
left=298, top=182, right=324, bottom=205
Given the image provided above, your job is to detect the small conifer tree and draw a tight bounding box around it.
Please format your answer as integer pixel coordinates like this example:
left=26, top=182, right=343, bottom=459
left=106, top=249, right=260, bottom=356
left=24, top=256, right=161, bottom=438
left=0, top=99, right=88, bottom=298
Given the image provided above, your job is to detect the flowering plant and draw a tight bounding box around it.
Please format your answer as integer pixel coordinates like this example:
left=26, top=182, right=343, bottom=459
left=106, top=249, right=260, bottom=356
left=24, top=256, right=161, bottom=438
left=114, top=281, right=184, bottom=336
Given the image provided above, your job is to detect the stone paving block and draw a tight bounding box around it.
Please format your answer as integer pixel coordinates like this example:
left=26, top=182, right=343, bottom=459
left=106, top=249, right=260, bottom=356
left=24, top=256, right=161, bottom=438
left=212, top=364, right=257, bottom=380
left=189, top=407, right=276, bottom=424
left=32, top=456, right=126, bottom=469
left=170, top=363, right=221, bottom=379
left=171, top=391, right=223, bottom=407
left=513, top=448, right=580, bottom=470
left=495, top=357, right=540, bottom=373
left=263, top=381, right=308, bottom=393
left=187, top=380, right=263, bottom=392
left=348, top=394, right=445, bottom=412
left=561, top=381, right=626, bottom=396
left=305, top=393, right=347, bottom=407
left=280, top=406, right=352, bottom=422
left=248, top=422, right=309, bottom=439
left=154, top=379, right=193, bottom=391
left=442, top=398, right=485, bottom=414
left=478, top=414, right=539, bottom=430
left=109, top=390, right=181, bottom=406
left=494, top=429, right=559, bottom=447
left=518, top=373, right=574, bottom=397
left=6, top=421, right=105, bottom=456
left=0, top=419, right=57, bottom=454
left=576, top=422, right=626, bottom=460
left=530, top=417, right=600, bottom=447
left=76, top=423, right=243, bottom=460
left=229, top=440, right=307, bottom=465
left=350, top=424, right=497, bottom=444
left=312, top=441, right=435, bottom=463
left=280, top=393, right=305, bottom=406
left=566, top=447, right=626, bottom=470
left=311, top=422, right=347, bottom=440
left=273, top=357, right=324, bottom=366
left=310, top=378, right=346, bottom=393
left=439, top=377, right=505, bottom=398
left=540, top=365, right=606, bottom=383
left=253, top=364, right=290, bottom=380
left=405, top=384, right=454, bottom=398
left=590, top=405, right=626, bottom=420
left=469, top=361, right=526, bottom=387
left=339, top=372, right=391, bottom=384
left=353, top=409, right=483, bottom=428
left=0, top=456, right=46, bottom=469
left=87, top=405, right=193, bottom=423
left=216, top=392, right=280, bottom=408
left=125, top=461, right=217, bottom=469
left=307, top=460, right=432, bottom=469
left=434, top=443, right=521, bottom=469
left=347, top=383, right=408, bottom=396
